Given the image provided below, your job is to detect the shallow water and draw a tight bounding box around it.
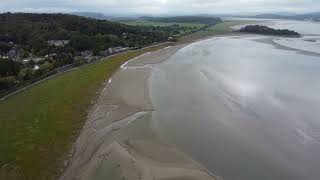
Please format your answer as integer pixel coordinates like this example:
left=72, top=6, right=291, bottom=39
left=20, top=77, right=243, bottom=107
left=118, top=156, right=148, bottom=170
left=263, top=20, right=320, bottom=54
left=233, top=19, right=320, bottom=54
left=150, top=24, right=320, bottom=180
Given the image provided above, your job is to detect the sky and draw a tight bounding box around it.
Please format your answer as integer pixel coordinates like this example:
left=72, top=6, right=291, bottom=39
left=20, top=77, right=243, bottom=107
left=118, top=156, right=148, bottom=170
left=0, top=0, right=319, bottom=15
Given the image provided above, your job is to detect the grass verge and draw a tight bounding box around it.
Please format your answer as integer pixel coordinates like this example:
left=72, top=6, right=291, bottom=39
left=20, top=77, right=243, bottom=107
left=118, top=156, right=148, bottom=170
left=0, top=43, right=172, bottom=180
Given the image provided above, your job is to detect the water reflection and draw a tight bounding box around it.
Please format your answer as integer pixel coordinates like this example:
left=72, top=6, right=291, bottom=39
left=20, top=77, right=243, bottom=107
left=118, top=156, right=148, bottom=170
left=150, top=35, right=320, bottom=180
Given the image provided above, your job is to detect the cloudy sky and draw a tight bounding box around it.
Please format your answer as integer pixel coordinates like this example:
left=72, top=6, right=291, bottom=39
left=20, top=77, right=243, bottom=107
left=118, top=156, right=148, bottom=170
left=0, top=0, right=319, bottom=15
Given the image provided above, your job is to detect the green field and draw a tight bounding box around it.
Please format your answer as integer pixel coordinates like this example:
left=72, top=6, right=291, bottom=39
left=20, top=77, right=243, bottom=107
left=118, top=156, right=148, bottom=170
left=122, top=20, right=206, bottom=37
left=121, top=18, right=251, bottom=42
left=179, top=19, right=257, bottom=42
left=0, top=43, right=172, bottom=180
left=123, top=20, right=205, bottom=28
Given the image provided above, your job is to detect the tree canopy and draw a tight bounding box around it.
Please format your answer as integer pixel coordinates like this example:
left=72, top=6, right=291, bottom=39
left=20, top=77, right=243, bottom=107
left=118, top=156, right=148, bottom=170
left=0, top=13, right=171, bottom=54
left=239, top=25, right=301, bottom=36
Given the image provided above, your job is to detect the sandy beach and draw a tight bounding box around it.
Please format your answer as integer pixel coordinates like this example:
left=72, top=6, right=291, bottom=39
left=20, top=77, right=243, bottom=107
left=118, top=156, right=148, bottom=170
left=59, top=44, right=217, bottom=180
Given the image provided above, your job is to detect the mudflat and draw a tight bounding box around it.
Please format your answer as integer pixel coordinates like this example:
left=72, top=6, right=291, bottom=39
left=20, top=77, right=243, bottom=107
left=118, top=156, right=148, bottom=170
left=60, top=44, right=216, bottom=180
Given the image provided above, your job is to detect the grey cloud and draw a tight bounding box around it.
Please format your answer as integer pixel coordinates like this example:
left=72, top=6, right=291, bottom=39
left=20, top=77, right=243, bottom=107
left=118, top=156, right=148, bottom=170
left=0, top=0, right=319, bottom=14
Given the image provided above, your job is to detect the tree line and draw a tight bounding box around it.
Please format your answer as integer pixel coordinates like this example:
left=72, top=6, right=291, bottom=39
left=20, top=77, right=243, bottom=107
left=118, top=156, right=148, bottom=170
left=0, top=13, right=173, bottom=55
left=0, top=13, right=191, bottom=93
left=139, top=16, right=222, bottom=26
left=239, top=25, right=301, bottom=36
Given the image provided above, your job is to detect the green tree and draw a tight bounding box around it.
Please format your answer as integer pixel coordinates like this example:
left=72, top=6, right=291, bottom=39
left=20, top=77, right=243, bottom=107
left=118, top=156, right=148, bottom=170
left=0, top=42, right=11, bottom=55
left=73, top=57, right=86, bottom=66
left=0, top=59, right=21, bottom=77
left=0, top=76, right=16, bottom=90
left=18, top=67, right=33, bottom=81
left=69, top=34, right=93, bottom=51
left=39, top=62, right=54, bottom=73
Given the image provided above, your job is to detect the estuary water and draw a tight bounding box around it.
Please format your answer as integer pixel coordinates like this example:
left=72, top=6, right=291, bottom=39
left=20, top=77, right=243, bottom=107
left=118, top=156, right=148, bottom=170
left=150, top=20, right=320, bottom=180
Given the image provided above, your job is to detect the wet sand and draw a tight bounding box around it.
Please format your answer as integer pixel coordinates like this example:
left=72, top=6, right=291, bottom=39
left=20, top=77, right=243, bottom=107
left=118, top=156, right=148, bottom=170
left=61, top=19, right=320, bottom=180
left=253, top=36, right=320, bottom=57
left=149, top=35, right=320, bottom=180
left=60, top=44, right=217, bottom=180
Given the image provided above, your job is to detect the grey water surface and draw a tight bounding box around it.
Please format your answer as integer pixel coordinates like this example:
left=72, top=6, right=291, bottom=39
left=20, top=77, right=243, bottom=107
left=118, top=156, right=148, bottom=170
left=150, top=21, right=320, bottom=180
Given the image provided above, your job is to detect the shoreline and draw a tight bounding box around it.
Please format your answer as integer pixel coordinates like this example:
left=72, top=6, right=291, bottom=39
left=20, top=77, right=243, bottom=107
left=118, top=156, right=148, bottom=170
left=59, top=43, right=217, bottom=180
left=61, top=20, right=320, bottom=180
left=59, top=21, right=260, bottom=180
left=0, top=43, right=175, bottom=180
left=0, top=42, right=172, bottom=102
left=253, top=36, right=320, bottom=57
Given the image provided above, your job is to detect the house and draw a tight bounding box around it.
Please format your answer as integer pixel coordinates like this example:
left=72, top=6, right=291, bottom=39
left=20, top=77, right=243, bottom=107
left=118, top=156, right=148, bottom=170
left=33, top=65, right=40, bottom=71
left=6, top=47, right=21, bottom=61
left=80, top=50, right=98, bottom=63
left=22, top=59, right=31, bottom=64
left=108, top=47, right=131, bottom=54
left=47, top=40, right=69, bottom=47
left=0, top=56, right=9, bottom=60
left=34, top=57, right=44, bottom=62
left=81, top=50, right=93, bottom=57
left=99, top=50, right=109, bottom=57
left=44, top=54, right=55, bottom=60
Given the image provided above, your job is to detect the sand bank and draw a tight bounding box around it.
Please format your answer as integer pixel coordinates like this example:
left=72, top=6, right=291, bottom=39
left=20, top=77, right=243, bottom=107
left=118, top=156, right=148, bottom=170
left=252, top=36, right=320, bottom=57
left=60, top=44, right=216, bottom=180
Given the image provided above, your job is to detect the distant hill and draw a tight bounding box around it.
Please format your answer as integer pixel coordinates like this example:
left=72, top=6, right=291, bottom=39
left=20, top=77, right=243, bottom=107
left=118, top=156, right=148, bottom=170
left=252, top=14, right=289, bottom=19
left=251, top=12, right=320, bottom=21
left=292, top=12, right=320, bottom=21
left=273, top=12, right=298, bottom=16
left=71, top=12, right=144, bottom=21
left=138, top=16, right=222, bottom=26
left=71, top=12, right=111, bottom=20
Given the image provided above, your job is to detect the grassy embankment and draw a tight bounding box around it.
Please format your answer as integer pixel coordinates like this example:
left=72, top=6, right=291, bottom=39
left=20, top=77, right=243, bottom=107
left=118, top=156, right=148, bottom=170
left=179, top=19, right=257, bottom=42
left=0, top=43, right=172, bottom=180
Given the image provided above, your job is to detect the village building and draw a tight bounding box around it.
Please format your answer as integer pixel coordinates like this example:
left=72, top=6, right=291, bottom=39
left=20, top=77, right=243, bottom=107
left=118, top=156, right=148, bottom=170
left=47, top=40, right=69, bottom=47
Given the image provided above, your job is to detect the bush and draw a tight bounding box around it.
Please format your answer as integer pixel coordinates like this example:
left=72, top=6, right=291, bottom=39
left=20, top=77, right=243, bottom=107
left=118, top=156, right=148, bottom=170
left=73, top=57, right=86, bottom=66
left=39, top=62, right=54, bottom=73
left=18, top=67, right=33, bottom=81
left=0, top=76, right=17, bottom=90
left=0, top=59, right=21, bottom=77
left=0, top=42, right=12, bottom=55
